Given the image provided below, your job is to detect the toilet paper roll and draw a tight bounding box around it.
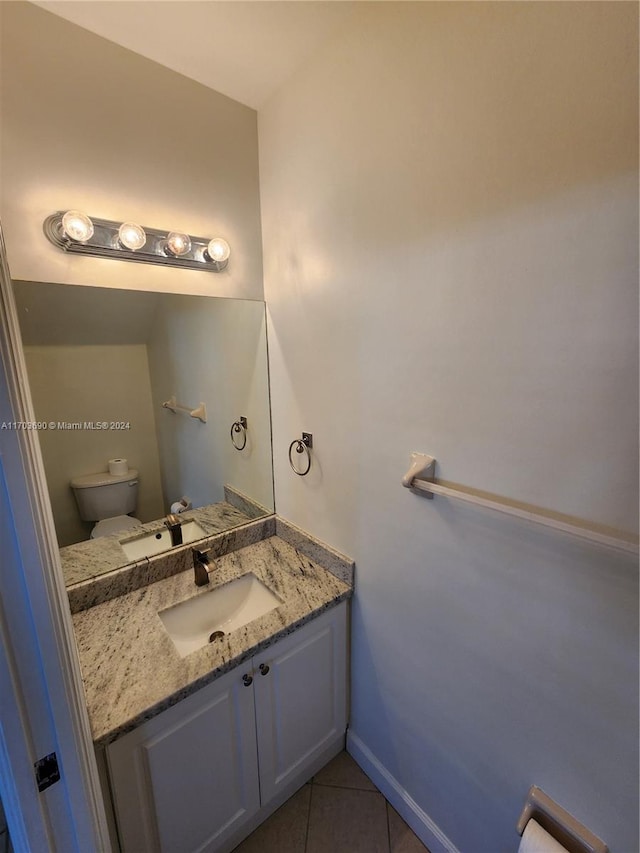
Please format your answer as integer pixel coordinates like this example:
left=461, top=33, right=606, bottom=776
left=108, top=458, right=129, bottom=476
left=518, top=820, right=569, bottom=853
left=170, top=497, right=192, bottom=514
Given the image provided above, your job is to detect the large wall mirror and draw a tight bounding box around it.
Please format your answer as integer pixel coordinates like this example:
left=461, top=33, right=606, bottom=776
left=13, top=281, right=274, bottom=586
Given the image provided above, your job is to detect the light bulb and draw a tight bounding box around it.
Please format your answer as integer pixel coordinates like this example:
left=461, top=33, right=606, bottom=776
left=61, top=210, right=94, bottom=242
left=206, top=237, right=230, bottom=264
left=165, top=232, right=191, bottom=256
left=118, top=222, right=146, bottom=251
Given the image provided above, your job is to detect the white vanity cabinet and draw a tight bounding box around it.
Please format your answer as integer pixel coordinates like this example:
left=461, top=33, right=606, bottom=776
left=252, top=600, right=347, bottom=806
left=106, top=663, right=260, bottom=853
left=106, top=601, right=347, bottom=853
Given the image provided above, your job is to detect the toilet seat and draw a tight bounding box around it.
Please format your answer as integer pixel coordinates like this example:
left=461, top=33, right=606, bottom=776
left=91, top=515, right=142, bottom=539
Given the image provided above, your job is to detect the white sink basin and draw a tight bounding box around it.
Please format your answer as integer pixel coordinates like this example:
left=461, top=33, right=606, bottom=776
left=120, top=521, right=207, bottom=561
left=158, top=573, right=283, bottom=658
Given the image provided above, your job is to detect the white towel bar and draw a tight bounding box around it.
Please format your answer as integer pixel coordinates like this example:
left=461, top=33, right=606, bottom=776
left=403, top=453, right=638, bottom=556
left=162, top=395, right=207, bottom=423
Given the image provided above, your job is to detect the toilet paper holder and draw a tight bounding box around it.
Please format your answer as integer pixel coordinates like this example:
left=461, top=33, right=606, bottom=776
left=517, top=786, right=608, bottom=853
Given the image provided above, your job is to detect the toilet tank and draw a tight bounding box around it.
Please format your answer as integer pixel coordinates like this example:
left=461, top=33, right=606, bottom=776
left=71, top=470, right=139, bottom=521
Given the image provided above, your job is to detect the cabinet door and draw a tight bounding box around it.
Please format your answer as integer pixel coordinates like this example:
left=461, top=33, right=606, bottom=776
left=107, top=664, right=260, bottom=853
left=253, top=602, right=347, bottom=803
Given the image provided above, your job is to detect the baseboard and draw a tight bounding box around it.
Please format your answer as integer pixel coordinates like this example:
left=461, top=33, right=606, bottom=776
left=346, top=730, right=461, bottom=853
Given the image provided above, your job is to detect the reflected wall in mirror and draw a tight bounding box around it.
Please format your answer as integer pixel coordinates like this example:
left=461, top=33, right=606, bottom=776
left=13, top=281, right=274, bottom=586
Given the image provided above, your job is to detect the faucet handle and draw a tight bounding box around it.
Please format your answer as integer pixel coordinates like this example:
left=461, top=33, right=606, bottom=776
left=193, top=548, right=209, bottom=566
left=192, top=548, right=213, bottom=586
left=165, top=514, right=184, bottom=547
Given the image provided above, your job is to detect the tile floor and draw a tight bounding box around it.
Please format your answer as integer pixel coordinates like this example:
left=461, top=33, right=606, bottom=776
left=232, top=751, right=430, bottom=853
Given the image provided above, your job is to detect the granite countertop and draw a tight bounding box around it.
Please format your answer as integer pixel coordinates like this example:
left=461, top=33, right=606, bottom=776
left=73, top=532, right=352, bottom=746
left=61, top=500, right=257, bottom=586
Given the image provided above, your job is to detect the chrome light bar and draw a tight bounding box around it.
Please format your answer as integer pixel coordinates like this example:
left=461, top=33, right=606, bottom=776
left=43, top=211, right=230, bottom=272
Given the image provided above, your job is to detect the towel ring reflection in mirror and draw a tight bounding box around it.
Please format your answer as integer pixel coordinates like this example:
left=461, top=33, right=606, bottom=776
left=288, top=433, right=313, bottom=476
left=230, top=417, right=248, bottom=451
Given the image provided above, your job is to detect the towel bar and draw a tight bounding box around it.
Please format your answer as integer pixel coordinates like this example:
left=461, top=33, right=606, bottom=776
left=517, top=786, right=608, bottom=853
left=162, top=395, right=207, bottom=423
left=402, top=452, right=638, bottom=555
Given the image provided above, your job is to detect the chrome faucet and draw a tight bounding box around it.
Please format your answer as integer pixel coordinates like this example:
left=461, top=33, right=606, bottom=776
left=192, top=548, right=215, bottom=586
left=164, top=513, right=183, bottom=547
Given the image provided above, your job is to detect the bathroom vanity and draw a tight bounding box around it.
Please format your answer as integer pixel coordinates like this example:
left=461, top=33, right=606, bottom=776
left=68, top=517, right=353, bottom=853
left=108, top=603, right=347, bottom=852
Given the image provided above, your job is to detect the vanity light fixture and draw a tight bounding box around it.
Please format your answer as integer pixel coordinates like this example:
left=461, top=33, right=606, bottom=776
left=205, top=237, right=231, bottom=264
left=61, top=210, right=94, bottom=243
left=43, top=211, right=230, bottom=272
left=118, top=222, right=146, bottom=251
left=165, top=231, right=191, bottom=257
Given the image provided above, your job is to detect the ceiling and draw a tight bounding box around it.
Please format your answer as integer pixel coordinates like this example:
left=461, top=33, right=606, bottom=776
left=32, top=1, right=360, bottom=110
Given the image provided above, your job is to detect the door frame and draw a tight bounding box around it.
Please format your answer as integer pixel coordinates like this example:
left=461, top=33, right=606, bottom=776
left=0, top=222, right=111, bottom=851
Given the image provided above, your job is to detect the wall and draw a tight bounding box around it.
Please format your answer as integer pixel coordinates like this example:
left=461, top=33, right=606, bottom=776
left=24, top=343, right=164, bottom=546
left=147, top=295, right=273, bottom=512
left=0, top=2, right=263, bottom=300
left=259, top=3, right=639, bottom=852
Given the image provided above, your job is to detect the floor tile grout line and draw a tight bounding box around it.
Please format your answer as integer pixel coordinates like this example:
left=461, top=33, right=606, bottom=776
left=312, top=781, right=381, bottom=793
left=386, top=799, right=392, bottom=853
left=303, top=779, right=313, bottom=853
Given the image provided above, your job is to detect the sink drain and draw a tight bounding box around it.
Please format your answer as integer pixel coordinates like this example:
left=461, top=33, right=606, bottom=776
left=208, top=631, right=225, bottom=643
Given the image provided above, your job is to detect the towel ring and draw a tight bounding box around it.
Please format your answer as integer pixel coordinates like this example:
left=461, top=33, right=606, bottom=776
left=288, top=433, right=313, bottom=476
left=230, top=417, right=248, bottom=451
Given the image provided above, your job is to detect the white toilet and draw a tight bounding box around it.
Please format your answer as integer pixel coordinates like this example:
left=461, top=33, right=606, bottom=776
left=70, top=470, right=142, bottom=539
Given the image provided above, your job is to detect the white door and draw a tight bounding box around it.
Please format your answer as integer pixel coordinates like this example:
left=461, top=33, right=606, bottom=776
left=253, top=602, right=347, bottom=804
left=0, top=547, right=52, bottom=853
left=0, top=223, right=110, bottom=851
left=107, top=663, right=261, bottom=853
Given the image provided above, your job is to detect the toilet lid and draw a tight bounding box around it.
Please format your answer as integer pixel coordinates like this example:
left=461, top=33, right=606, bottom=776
left=91, top=516, right=142, bottom=538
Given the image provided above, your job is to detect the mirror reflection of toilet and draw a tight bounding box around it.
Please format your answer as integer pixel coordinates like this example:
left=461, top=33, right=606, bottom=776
left=71, top=470, right=142, bottom=539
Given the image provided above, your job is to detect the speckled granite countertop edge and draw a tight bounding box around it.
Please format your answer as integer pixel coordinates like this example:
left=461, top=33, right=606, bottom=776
left=60, top=499, right=270, bottom=587
left=67, top=516, right=276, bottom=613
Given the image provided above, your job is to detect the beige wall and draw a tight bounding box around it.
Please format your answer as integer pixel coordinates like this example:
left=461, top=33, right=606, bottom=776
left=260, top=3, right=638, bottom=852
left=147, top=295, right=274, bottom=513
left=0, top=2, right=263, bottom=300
left=25, top=344, right=164, bottom=546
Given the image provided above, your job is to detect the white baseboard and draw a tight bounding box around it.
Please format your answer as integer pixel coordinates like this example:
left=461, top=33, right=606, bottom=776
left=346, top=730, right=461, bottom=853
